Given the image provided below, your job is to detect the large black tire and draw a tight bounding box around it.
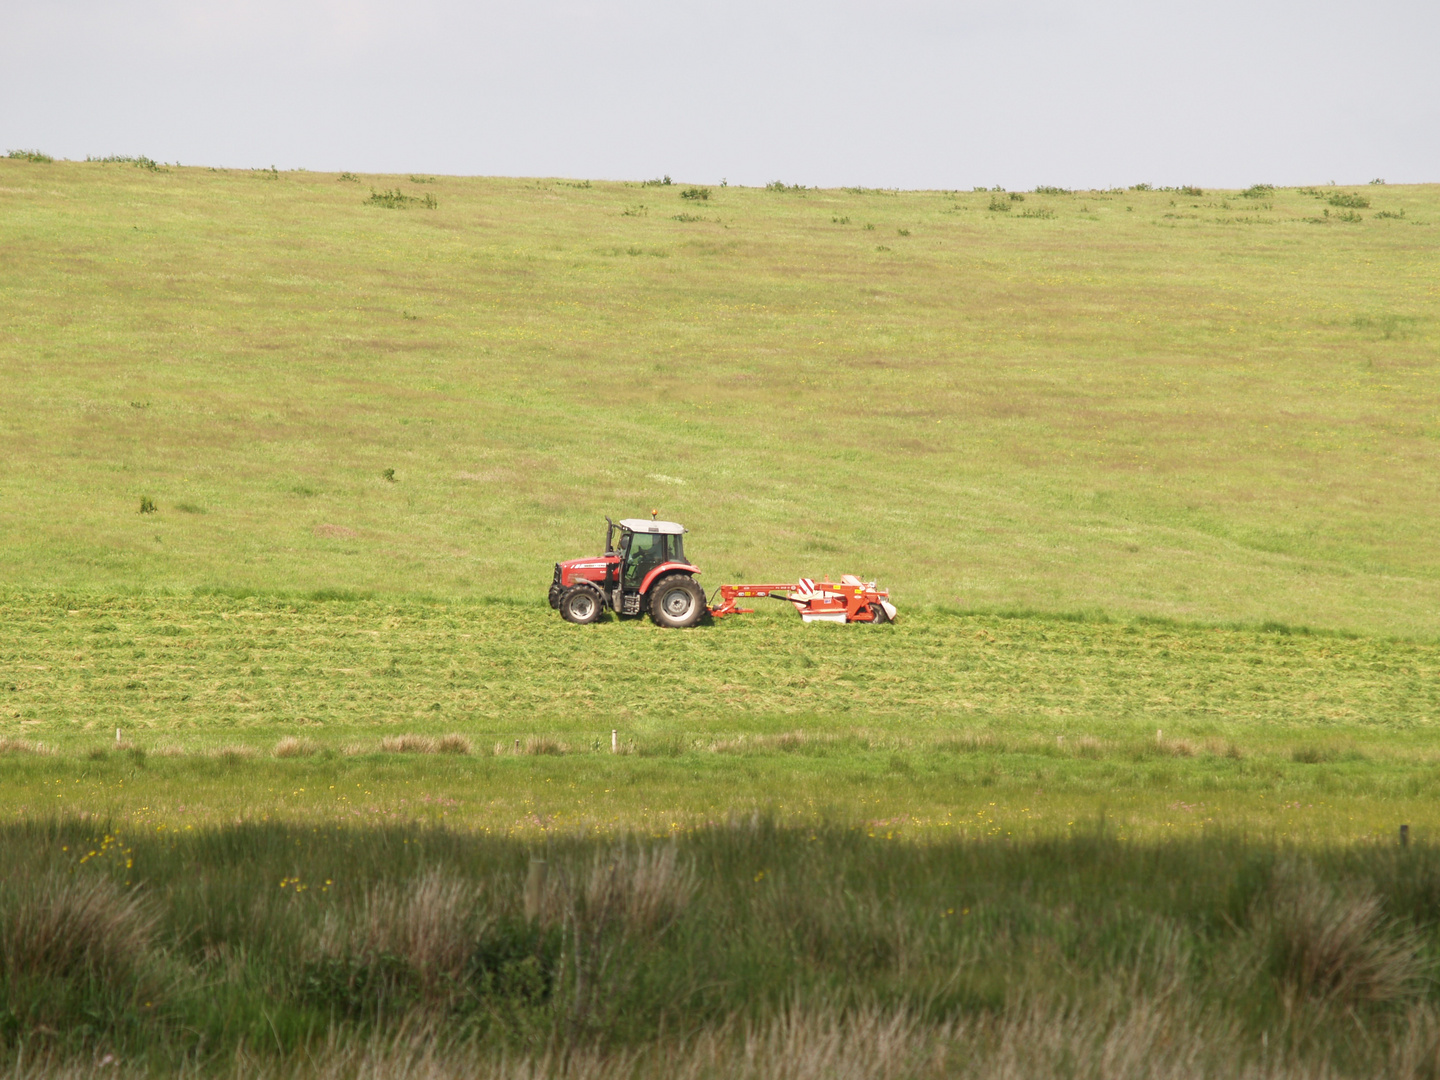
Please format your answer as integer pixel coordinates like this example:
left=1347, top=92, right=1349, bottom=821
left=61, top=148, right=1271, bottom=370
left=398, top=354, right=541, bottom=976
left=867, top=603, right=891, bottom=624
left=648, top=574, right=705, bottom=628
left=559, top=586, right=603, bottom=625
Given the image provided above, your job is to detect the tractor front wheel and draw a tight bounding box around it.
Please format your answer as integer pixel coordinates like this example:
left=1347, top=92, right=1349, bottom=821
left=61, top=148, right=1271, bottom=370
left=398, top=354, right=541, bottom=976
left=649, top=574, right=705, bottom=628
left=559, top=586, right=603, bottom=625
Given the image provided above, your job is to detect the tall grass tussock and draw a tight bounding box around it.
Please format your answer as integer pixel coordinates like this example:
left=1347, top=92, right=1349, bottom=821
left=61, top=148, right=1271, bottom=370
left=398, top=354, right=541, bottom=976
left=0, top=821, right=1436, bottom=1076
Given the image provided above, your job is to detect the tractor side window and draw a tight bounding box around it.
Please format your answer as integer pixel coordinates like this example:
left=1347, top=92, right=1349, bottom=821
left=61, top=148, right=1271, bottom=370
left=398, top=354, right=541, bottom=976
left=625, top=533, right=663, bottom=585
left=666, top=534, right=686, bottom=564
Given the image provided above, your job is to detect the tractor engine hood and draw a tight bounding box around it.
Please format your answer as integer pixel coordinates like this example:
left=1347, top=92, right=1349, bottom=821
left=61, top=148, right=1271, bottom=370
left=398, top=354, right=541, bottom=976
left=556, top=555, right=619, bottom=589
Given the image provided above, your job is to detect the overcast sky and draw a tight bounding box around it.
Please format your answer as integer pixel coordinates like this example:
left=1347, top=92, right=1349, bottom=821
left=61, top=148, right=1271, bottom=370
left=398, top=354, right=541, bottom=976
left=4, top=0, right=1437, bottom=189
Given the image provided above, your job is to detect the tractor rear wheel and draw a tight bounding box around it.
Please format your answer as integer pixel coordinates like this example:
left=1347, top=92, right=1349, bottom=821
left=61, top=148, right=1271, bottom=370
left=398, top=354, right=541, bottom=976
left=559, top=586, right=603, bottom=625
left=649, top=574, right=705, bottom=628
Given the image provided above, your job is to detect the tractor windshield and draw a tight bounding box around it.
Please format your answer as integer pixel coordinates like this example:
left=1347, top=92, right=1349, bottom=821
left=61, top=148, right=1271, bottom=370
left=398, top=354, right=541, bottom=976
left=623, top=532, right=665, bottom=587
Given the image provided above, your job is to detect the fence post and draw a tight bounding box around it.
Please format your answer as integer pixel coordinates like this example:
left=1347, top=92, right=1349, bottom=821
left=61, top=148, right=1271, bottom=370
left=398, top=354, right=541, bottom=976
left=525, top=858, right=548, bottom=922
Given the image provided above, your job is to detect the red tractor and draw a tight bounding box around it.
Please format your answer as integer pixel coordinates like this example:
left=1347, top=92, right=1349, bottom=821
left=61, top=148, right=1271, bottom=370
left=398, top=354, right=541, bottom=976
left=548, top=516, right=707, bottom=627
left=549, top=515, right=898, bottom=629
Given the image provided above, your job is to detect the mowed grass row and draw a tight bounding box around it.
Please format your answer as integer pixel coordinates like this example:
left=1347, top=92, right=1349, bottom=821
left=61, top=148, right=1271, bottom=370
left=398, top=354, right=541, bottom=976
left=4, top=593, right=1438, bottom=738
left=1, top=160, right=1438, bottom=634
left=2, top=593, right=1437, bottom=841
left=3, top=820, right=1440, bottom=1077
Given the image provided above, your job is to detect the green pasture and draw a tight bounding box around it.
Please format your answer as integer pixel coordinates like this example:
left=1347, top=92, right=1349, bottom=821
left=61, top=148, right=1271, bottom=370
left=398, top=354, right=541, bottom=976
left=1, top=161, right=1437, bottom=635
left=0, top=159, right=1435, bottom=835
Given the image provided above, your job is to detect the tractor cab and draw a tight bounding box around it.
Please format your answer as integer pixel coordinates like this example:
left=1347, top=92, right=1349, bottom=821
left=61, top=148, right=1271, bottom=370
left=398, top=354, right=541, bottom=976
left=617, top=520, right=687, bottom=589
left=550, top=516, right=705, bottom=627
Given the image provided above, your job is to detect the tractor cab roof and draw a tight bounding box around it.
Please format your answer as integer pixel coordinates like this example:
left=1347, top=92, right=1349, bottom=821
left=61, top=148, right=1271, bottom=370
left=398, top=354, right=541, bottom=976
left=618, top=518, right=686, bottom=535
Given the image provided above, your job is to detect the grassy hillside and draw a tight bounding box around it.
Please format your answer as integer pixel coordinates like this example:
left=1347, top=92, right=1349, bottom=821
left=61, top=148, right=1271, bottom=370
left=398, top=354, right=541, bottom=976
left=3, top=158, right=1440, bottom=1077
left=2, top=160, right=1437, bottom=634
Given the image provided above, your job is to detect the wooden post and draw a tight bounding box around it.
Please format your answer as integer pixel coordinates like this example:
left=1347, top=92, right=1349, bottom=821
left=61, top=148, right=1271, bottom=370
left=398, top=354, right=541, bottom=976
left=612, top=729, right=617, bottom=754
left=1401, top=824, right=1410, bottom=848
left=525, top=858, right=548, bottom=922
left=116, top=728, right=122, bottom=744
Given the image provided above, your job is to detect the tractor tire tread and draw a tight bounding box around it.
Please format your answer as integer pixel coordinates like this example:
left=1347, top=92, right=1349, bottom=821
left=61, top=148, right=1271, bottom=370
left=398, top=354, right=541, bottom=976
left=559, top=585, right=604, bottom=625
left=648, top=573, right=705, bottom=629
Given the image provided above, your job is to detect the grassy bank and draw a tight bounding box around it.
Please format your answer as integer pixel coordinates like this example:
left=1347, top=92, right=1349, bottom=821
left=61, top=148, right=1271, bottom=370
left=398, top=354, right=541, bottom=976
left=2, top=820, right=1437, bottom=1077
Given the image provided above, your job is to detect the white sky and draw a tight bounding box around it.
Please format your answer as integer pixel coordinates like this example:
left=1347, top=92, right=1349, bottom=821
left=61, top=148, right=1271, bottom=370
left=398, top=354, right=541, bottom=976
left=4, top=0, right=1437, bottom=189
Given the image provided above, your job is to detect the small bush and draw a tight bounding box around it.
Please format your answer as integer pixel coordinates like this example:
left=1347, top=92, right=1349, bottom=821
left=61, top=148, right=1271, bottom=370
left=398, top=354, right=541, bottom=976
left=382, top=468, right=396, bottom=482
left=86, top=154, right=160, bottom=169
left=1334, top=210, right=1364, bottom=223
left=273, top=736, right=319, bottom=758
left=672, top=213, right=703, bottom=222
left=211, top=745, right=256, bottom=762
left=988, top=196, right=1011, bottom=212
left=765, top=181, right=806, bottom=193
left=1329, top=192, right=1369, bottom=208
left=6, top=149, right=52, bottom=163
left=408, top=175, right=435, bottom=184
left=1034, top=185, right=1070, bottom=195
left=679, top=187, right=710, bottom=201
left=1130, top=183, right=1152, bottom=191
left=1256, top=862, right=1421, bottom=1007
left=1374, top=209, right=1405, bottom=219
left=0, top=873, right=158, bottom=982
left=1008, top=192, right=1025, bottom=202
left=1241, top=184, right=1273, bottom=198
left=896, top=228, right=910, bottom=236
left=1019, top=208, right=1056, bottom=219
left=338, top=172, right=360, bottom=182
left=379, top=733, right=474, bottom=754
left=139, top=496, right=156, bottom=515
left=1369, top=178, right=1386, bottom=185
left=1179, top=185, right=1203, bottom=196
left=641, top=176, right=672, bottom=187
left=832, top=216, right=850, bottom=224
left=367, top=188, right=434, bottom=209
left=437, top=733, right=473, bottom=755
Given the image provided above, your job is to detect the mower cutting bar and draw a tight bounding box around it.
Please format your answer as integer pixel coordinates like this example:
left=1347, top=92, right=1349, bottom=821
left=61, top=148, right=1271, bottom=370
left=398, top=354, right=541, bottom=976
left=710, top=575, right=896, bottom=623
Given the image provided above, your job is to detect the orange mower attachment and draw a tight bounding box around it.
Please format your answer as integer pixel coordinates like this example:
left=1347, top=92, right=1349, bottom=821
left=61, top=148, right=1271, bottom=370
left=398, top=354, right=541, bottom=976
left=709, top=576, right=897, bottom=623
